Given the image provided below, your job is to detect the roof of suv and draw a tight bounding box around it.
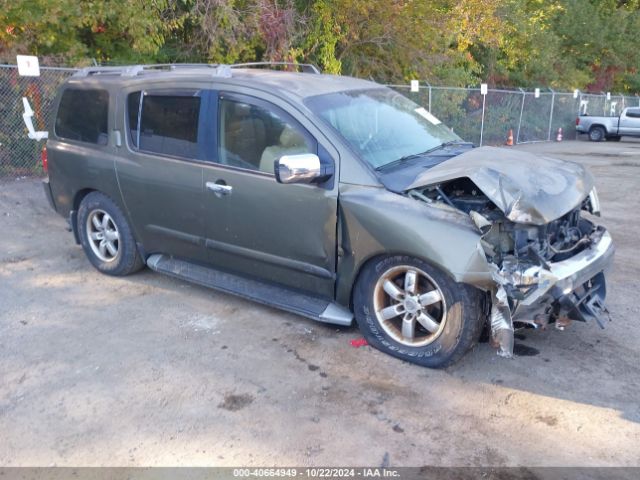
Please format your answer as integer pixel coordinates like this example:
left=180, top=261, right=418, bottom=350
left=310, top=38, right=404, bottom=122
left=66, top=66, right=382, bottom=100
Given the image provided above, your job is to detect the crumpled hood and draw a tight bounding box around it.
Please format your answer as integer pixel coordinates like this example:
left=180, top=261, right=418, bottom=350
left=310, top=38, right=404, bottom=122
left=405, top=146, right=594, bottom=225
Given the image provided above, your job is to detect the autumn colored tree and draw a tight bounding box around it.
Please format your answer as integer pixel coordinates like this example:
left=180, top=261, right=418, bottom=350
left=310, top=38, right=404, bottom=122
left=1, top=0, right=639, bottom=92
left=0, top=0, right=169, bottom=65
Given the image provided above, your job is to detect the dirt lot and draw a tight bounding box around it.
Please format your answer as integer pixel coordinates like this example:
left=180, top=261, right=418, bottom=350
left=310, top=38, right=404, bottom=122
left=1, top=139, right=639, bottom=467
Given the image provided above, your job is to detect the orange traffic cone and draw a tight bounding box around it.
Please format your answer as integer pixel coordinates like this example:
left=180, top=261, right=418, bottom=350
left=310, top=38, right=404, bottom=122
left=506, top=129, right=514, bottom=146
left=556, top=127, right=563, bottom=142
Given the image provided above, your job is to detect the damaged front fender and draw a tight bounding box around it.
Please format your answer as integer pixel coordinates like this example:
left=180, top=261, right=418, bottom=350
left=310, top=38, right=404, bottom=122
left=335, top=184, right=495, bottom=306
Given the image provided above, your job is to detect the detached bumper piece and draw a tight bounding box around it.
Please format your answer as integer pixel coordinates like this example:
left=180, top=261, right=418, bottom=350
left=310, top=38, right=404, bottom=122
left=553, top=272, right=609, bottom=328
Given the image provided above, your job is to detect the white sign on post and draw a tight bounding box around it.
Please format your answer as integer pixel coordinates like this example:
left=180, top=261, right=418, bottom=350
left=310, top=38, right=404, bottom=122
left=534, top=88, right=540, bottom=98
left=573, top=89, right=579, bottom=99
left=410, top=80, right=419, bottom=92
left=480, top=83, right=488, bottom=95
left=580, top=99, right=589, bottom=115
left=606, top=92, right=611, bottom=100
left=16, top=55, right=40, bottom=77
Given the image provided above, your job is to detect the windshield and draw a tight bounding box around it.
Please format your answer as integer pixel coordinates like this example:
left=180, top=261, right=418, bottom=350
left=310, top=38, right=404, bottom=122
left=305, top=88, right=461, bottom=169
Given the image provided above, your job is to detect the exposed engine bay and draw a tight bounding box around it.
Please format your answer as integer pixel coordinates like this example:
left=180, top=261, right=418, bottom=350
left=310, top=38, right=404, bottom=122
left=408, top=177, right=612, bottom=358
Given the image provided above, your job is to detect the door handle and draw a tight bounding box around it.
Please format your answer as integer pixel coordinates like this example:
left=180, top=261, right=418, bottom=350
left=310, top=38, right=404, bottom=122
left=206, top=181, right=233, bottom=195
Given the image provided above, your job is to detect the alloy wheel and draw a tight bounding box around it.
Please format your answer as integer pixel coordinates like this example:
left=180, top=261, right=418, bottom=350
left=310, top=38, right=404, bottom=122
left=373, top=265, right=447, bottom=347
left=86, top=209, right=120, bottom=262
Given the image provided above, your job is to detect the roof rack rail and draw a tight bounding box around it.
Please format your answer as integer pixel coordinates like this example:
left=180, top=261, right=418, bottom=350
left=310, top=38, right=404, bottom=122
left=140, top=63, right=232, bottom=77
left=139, top=63, right=220, bottom=70
left=72, top=62, right=319, bottom=79
left=73, top=63, right=233, bottom=78
left=74, top=65, right=144, bottom=77
left=231, top=62, right=321, bottom=74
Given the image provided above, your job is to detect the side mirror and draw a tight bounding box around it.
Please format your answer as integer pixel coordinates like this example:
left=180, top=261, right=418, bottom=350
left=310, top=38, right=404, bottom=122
left=274, top=153, right=322, bottom=184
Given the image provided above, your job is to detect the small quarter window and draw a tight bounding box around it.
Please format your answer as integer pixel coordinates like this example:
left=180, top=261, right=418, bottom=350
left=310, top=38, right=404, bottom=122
left=133, top=93, right=201, bottom=158
left=55, top=88, right=109, bottom=145
left=127, top=92, right=141, bottom=148
left=626, top=108, right=640, bottom=118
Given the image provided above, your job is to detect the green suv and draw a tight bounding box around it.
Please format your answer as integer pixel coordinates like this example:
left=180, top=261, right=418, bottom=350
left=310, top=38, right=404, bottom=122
left=41, top=63, right=614, bottom=367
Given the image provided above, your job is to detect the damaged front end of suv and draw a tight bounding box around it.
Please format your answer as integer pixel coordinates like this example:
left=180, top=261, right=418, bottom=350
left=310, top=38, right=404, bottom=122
left=403, top=147, right=615, bottom=357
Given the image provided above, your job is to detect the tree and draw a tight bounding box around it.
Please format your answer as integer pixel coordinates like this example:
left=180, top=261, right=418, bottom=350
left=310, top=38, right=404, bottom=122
left=0, top=0, right=169, bottom=65
left=1, top=0, right=639, bottom=92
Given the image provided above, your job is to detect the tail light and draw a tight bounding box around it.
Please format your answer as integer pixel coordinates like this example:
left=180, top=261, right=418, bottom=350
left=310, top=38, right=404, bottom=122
left=41, top=145, right=48, bottom=174
left=575, top=117, right=580, bottom=125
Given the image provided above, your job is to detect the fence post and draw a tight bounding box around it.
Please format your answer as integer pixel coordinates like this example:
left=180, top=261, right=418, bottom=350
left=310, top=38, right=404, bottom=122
left=479, top=85, right=487, bottom=147
left=547, top=88, right=555, bottom=141
left=516, top=88, right=526, bottom=144
left=576, top=90, right=582, bottom=116
left=424, top=81, right=432, bottom=112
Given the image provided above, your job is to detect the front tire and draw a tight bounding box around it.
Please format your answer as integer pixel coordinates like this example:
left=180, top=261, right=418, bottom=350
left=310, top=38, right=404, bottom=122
left=589, top=126, right=606, bottom=142
left=77, top=192, right=144, bottom=276
left=353, top=255, right=484, bottom=368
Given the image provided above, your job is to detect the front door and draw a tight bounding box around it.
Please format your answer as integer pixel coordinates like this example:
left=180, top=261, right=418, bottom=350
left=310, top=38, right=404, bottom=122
left=202, top=92, right=338, bottom=299
left=618, top=107, right=640, bottom=136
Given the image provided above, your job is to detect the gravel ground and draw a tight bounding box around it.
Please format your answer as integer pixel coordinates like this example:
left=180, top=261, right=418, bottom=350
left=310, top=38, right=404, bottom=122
left=0, top=139, right=639, bottom=467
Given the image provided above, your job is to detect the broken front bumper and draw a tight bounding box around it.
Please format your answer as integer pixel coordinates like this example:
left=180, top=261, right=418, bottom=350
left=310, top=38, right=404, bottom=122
left=491, top=227, right=615, bottom=357
left=518, top=228, right=613, bottom=307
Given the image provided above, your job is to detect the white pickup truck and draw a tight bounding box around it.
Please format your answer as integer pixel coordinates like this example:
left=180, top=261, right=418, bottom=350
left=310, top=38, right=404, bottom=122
left=576, top=107, right=640, bottom=141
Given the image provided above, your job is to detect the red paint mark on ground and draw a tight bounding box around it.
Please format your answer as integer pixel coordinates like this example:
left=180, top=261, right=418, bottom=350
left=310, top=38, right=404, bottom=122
left=350, top=338, right=368, bottom=348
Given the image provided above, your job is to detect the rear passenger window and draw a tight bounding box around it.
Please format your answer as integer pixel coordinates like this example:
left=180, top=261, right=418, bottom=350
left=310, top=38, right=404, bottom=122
left=128, top=91, right=201, bottom=158
left=55, top=89, right=109, bottom=145
left=626, top=109, right=640, bottom=118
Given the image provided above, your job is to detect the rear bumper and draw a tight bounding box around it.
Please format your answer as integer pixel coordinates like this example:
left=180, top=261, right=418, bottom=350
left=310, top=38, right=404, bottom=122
left=42, top=178, right=56, bottom=210
left=576, top=125, right=588, bottom=133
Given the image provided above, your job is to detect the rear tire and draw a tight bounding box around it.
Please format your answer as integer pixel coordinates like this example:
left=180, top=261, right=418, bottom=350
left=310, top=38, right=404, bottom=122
left=77, top=192, right=144, bottom=276
left=353, top=255, right=484, bottom=368
left=588, top=126, right=605, bottom=142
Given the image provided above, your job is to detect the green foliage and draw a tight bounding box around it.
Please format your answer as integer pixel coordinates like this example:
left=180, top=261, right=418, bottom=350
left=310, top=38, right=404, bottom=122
left=0, top=0, right=168, bottom=65
left=1, top=0, right=639, bottom=92
left=304, top=1, right=341, bottom=74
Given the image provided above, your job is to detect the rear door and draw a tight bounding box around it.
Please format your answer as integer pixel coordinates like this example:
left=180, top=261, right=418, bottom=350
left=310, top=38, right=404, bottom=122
left=201, top=90, right=339, bottom=299
left=618, top=108, right=640, bottom=136
left=48, top=86, right=118, bottom=216
left=114, top=84, right=213, bottom=262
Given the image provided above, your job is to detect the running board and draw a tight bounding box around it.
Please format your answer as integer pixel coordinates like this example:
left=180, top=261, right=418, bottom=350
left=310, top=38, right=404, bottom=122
left=146, top=254, right=353, bottom=326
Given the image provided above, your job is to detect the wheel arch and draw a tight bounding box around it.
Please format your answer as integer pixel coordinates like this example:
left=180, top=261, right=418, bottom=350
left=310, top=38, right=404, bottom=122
left=71, top=189, right=140, bottom=253
left=345, top=251, right=459, bottom=312
left=335, top=186, right=494, bottom=308
left=588, top=124, right=607, bottom=133
left=69, top=188, right=96, bottom=244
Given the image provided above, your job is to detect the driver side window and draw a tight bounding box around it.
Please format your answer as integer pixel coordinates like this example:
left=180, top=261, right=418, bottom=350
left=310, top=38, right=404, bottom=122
left=218, top=96, right=316, bottom=174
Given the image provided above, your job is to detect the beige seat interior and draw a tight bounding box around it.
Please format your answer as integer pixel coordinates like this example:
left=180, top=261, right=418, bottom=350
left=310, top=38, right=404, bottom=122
left=259, top=125, right=309, bottom=174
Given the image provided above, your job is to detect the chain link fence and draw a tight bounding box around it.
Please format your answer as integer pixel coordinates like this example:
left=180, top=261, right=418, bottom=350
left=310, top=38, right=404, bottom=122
left=395, top=84, right=640, bottom=146
left=1, top=63, right=639, bottom=178
left=0, top=65, right=75, bottom=178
